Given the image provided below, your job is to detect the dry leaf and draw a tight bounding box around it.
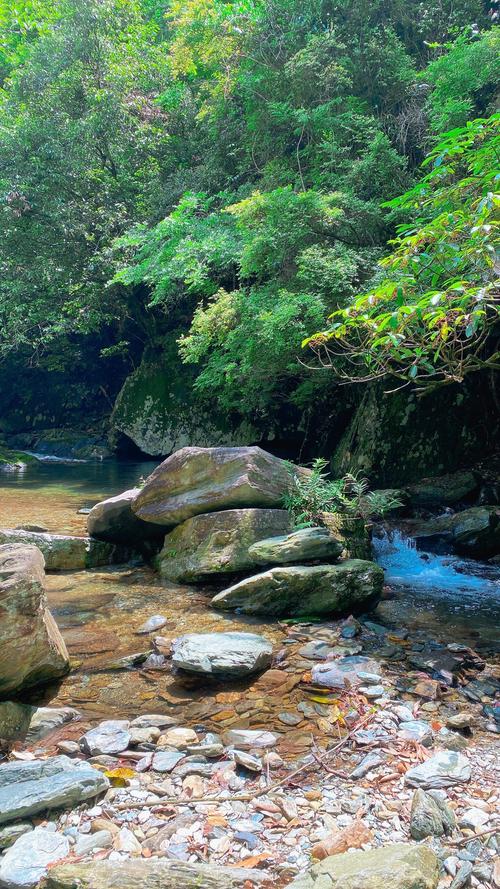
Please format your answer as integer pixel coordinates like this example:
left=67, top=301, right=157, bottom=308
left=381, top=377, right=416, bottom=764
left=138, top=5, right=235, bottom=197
left=312, top=820, right=374, bottom=860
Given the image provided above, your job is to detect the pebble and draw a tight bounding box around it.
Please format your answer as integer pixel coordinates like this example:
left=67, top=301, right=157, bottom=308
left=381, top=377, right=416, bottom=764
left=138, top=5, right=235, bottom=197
left=232, top=750, right=262, bottom=772
left=459, top=807, right=490, bottom=830
left=135, top=615, right=169, bottom=635
left=158, top=727, right=198, bottom=749
left=74, top=830, right=113, bottom=855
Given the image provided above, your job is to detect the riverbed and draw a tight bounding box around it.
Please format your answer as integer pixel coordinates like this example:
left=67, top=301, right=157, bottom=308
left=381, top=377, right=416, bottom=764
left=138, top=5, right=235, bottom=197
left=1, top=458, right=499, bottom=728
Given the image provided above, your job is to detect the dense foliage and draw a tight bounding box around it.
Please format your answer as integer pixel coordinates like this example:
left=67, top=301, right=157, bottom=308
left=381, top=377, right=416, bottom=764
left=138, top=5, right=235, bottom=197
left=0, top=0, right=498, bottom=431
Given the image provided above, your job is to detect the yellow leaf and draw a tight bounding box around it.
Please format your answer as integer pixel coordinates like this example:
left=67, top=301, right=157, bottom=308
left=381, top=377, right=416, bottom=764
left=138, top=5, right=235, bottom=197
left=103, top=767, right=135, bottom=786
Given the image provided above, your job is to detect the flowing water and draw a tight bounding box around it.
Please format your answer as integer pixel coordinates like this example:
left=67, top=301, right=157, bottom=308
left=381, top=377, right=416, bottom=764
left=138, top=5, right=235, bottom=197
left=1, top=459, right=499, bottom=726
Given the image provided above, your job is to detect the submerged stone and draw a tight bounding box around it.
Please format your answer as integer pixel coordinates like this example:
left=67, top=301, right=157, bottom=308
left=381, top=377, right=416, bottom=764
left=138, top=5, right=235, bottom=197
left=212, top=560, right=384, bottom=617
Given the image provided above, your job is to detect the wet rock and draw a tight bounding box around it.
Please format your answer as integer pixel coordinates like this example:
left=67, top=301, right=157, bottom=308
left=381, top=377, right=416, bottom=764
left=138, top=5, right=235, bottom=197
left=135, top=615, right=168, bottom=635
left=80, top=720, right=131, bottom=756
left=405, top=751, right=471, bottom=789
left=397, top=720, right=433, bottom=746
left=406, top=471, right=478, bottom=508
left=0, top=544, right=69, bottom=697
left=248, top=527, right=343, bottom=566
left=0, top=824, right=32, bottom=851
left=413, top=506, right=500, bottom=559
left=171, top=632, right=272, bottom=679
left=288, top=843, right=439, bottom=889
left=223, top=729, right=278, bottom=749
left=0, top=826, right=69, bottom=888
left=0, top=530, right=130, bottom=571
left=312, top=656, right=381, bottom=690
left=410, top=789, right=455, bottom=840
left=159, top=508, right=291, bottom=582
left=0, top=756, right=109, bottom=825
left=212, top=560, right=384, bottom=617
left=43, top=858, right=270, bottom=888
left=87, top=488, right=166, bottom=546
left=132, top=446, right=307, bottom=527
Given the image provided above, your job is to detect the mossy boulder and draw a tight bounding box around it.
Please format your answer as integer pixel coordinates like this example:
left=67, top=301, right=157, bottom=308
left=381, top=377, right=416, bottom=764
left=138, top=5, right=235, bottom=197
left=212, top=559, right=384, bottom=617
left=289, top=843, right=439, bottom=889
left=406, top=470, right=478, bottom=508
left=159, top=508, right=291, bottom=583
left=413, top=506, right=500, bottom=558
left=0, top=529, right=133, bottom=571
left=248, top=527, right=343, bottom=565
left=110, top=341, right=258, bottom=457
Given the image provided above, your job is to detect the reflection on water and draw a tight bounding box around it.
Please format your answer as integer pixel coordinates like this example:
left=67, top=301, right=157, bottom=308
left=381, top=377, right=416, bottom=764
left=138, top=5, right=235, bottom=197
left=373, top=528, right=500, bottom=649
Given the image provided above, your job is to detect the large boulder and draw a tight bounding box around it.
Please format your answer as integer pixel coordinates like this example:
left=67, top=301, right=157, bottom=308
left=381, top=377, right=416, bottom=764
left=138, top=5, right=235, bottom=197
left=0, top=703, right=78, bottom=745
left=87, top=488, right=166, bottom=546
left=0, top=827, right=69, bottom=889
left=43, top=858, right=269, bottom=889
left=0, top=529, right=131, bottom=571
left=0, top=544, right=69, bottom=698
left=132, top=446, right=306, bottom=527
left=159, top=508, right=291, bottom=582
left=0, top=756, right=109, bottom=825
left=171, top=632, right=273, bottom=679
left=289, top=843, right=439, bottom=889
left=212, top=560, right=384, bottom=617
left=406, top=470, right=478, bottom=508
left=413, top=506, right=500, bottom=558
left=248, top=527, right=343, bottom=566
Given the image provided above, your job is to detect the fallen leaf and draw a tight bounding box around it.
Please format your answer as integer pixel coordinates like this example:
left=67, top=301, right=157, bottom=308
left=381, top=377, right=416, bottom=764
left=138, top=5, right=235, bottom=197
left=312, top=820, right=374, bottom=860
left=232, top=853, right=272, bottom=868
left=103, top=767, right=136, bottom=787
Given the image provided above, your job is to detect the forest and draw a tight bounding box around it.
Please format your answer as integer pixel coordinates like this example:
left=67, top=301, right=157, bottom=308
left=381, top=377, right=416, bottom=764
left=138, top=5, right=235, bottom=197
left=0, top=0, right=498, bottom=475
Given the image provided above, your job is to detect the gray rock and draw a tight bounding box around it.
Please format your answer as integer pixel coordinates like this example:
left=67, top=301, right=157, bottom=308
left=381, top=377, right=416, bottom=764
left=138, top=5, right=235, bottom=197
left=43, top=858, right=270, bottom=888
left=223, top=729, right=278, bottom=749
left=413, top=506, right=500, bottom=559
left=212, top=560, right=384, bottom=617
left=312, top=656, right=381, bottom=689
left=0, top=756, right=109, bottom=825
left=0, top=827, right=69, bottom=888
left=135, top=615, right=168, bottom=635
left=132, top=446, right=307, bottom=527
left=159, top=508, right=291, bottom=583
left=232, top=751, right=262, bottom=772
left=406, top=471, right=478, bottom=508
left=450, top=861, right=473, bottom=889
left=79, top=720, right=131, bottom=756
left=151, top=752, right=185, bottom=773
left=288, top=842, right=439, bottom=889
left=410, top=789, right=455, bottom=840
left=0, top=544, right=69, bottom=698
left=0, top=530, right=131, bottom=571
left=26, top=707, right=80, bottom=743
left=359, top=684, right=385, bottom=698
left=173, top=762, right=214, bottom=779
left=130, top=715, right=178, bottom=730
left=350, top=753, right=385, bottom=780
left=74, top=830, right=113, bottom=856
left=0, top=824, right=32, bottom=851
left=171, top=632, right=273, bottom=680
left=248, top=527, right=343, bottom=566
left=87, top=488, right=166, bottom=545
left=436, top=728, right=468, bottom=751
left=405, top=751, right=471, bottom=789
left=398, top=720, right=433, bottom=746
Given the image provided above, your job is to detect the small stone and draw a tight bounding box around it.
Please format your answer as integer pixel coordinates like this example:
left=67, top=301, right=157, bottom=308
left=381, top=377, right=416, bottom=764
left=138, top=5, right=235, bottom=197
left=436, top=728, right=468, bottom=751
left=151, top=751, right=185, bottom=772
left=413, top=679, right=440, bottom=700
left=173, top=762, right=214, bottom=779
left=359, top=685, right=385, bottom=698
left=130, top=714, right=178, bottom=729
left=398, top=720, right=433, bottom=746
left=446, top=713, right=474, bottom=731
left=350, top=753, right=385, bottom=780
left=135, top=615, right=168, bottom=635
left=393, top=705, right=414, bottom=723
left=74, top=831, right=113, bottom=856
left=459, top=808, right=489, bottom=830
left=278, top=712, right=302, bottom=726
left=56, top=740, right=80, bottom=755
left=0, top=823, right=32, bottom=851
left=450, top=861, right=473, bottom=889
left=158, top=727, right=197, bottom=749
left=223, top=729, right=278, bottom=749
left=410, top=789, right=455, bottom=840
left=233, top=750, right=262, bottom=772
left=80, top=720, right=131, bottom=756
left=114, top=827, right=142, bottom=855
left=129, top=726, right=160, bottom=747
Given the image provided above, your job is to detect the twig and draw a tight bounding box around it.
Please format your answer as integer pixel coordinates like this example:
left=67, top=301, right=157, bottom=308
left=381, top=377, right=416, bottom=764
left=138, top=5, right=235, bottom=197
left=449, top=825, right=500, bottom=847
left=114, top=710, right=376, bottom=811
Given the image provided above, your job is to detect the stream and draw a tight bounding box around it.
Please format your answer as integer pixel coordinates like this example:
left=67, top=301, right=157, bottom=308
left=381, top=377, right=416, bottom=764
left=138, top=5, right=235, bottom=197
left=1, top=458, right=500, bottom=725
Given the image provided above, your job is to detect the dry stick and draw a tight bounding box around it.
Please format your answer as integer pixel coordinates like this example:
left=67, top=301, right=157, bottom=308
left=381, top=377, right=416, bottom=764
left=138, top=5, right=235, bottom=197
left=449, top=825, right=500, bottom=847
left=114, top=710, right=377, bottom=811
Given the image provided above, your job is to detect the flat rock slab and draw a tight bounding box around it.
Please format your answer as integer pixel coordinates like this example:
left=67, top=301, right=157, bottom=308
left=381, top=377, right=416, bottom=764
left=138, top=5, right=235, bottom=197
left=289, top=843, right=439, bottom=889
left=0, top=827, right=69, bottom=889
left=212, top=560, right=384, bottom=617
left=312, top=656, right=381, bottom=689
left=159, top=508, right=291, bottom=582
left=405, top=751, right=471, bottom=789
left=0, top=755, right=109, bottom=825
left=172, top=632, right=273, bottom=679
left=43, top=858, right=271, bottom=888
left=132, top=445, right=306, bottom=526
left=248, top=527, right=343, bottom=565
left=79, top=720, right=131, bottom=756
left=0, top=544, right=69, bottom=697
left=0, top=530, right=131, bottom=571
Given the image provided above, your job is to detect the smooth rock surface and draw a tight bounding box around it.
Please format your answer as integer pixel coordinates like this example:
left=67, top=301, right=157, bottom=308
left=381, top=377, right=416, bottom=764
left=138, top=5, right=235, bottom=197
left=248, top=527, right=343, bottom=566
left=0, top=756, right=109, bottom=825
left=159, top=508, right=291, bottom=582
left=212, top=560, right=384, bottom=617
left=172, top=632, right=273, bottom=679
left=132, top=446, right=306, bottom=527
left=43, top=859, right=270, bottom=888
left=289, top=843, right=440, bottom=889
left=0, top=530, right=130, bottom=571
left=223, top=729, right=278, bottom=749
left=0, top=827, right=69, bottom=889
left=405, top=751, right=471, bottom=789
left=0, top=544, right=69, bottom=697
left=87, top=488, right=166, bottom=545
left=79, top=720, right=131, bottom=756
